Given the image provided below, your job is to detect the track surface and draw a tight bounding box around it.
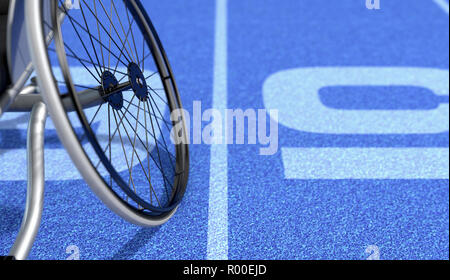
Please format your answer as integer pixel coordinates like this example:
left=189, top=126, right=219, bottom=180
left=0, top=0, right=448, bottom=260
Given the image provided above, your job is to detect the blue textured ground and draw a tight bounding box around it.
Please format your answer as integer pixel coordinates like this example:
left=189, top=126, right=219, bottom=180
left=1, top=0, right=449, bottom=260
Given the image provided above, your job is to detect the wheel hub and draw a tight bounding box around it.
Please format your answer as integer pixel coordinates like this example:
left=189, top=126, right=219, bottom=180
left=128, top=62, right=148, bottom=101
left=101, top=71, right=123, bottom=110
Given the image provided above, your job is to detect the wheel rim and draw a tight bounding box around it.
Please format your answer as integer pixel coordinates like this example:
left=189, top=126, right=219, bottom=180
left=46, top=0, right=189, bottom=215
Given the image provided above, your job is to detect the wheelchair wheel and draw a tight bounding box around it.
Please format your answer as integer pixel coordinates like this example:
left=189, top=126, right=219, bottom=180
left=26, top=0, right=189, bottom=226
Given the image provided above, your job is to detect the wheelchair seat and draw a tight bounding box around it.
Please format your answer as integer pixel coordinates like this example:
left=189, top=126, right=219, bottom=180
left=0, top=0, right=10, bottom=93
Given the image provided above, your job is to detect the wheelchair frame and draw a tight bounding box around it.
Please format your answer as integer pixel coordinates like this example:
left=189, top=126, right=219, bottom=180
left=1, top=0, right=188, bottom=260
left=0, top=0, right=48, bottom=260
left=0, top=0, right=96, bottom=260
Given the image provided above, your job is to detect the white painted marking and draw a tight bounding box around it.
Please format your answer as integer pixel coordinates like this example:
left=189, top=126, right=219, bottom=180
left=264, top=67, right=449, bottom=179
left=263, top=67, right=449, bottom=134
left=282, top=148, right=449, bottom=179
left=207, top=0, right=228, bottom=260
left=433, top=0, right=449, bottom=14
left=0, top=148, right=79, bottom=181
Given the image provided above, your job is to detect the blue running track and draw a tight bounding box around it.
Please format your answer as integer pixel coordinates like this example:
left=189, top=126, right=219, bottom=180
left=0, top=0, right=448, bottom=260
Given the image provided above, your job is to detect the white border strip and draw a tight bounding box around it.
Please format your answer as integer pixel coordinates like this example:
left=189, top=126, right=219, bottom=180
left=207, top=0, right=228, bottom=260
left=433, top=0, right=449, bottom=14
left=282, top=148, right=450, bottom=179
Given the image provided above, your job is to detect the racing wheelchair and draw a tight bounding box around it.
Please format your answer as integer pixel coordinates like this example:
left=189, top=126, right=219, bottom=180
left=0, top=0, right=189, bottom=260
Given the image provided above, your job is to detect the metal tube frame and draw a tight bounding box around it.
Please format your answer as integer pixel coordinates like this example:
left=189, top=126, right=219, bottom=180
left=3, top=84, right=102, bottom=260
left=8, top=101, right=47, bottom=260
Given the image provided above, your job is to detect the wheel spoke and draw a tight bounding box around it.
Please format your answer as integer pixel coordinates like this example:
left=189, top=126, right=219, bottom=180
left=108, top=104, right=112, bottom=188
left=147, top=85, right=170, bottom=107
left=112, top=109, right=137, bottom=205
left=143, top=99, right=154, bottom=205
left=95, top=95, right=137, bottom=168
left=93, top=0, right=135, bottom=65
left=50, top=46, right=128, bottom=77
left=139, top=51, right=152, bottom=67
left=56, top=80, right=98, bottom=91
left=127, top=99, right=142, bottom=197
left=93, top=0, right=106, bottom=72
left=119, top=108, right=175, bottom=191
left=116, top=109, right=163, bottom=207
left=60, top=4, right=131, bottom=67
left=146, top=98, right=176, bottom=170
left=121, top=100, right=176, bottom=160
left=108, top=0, right=113, bottom=69
left=122, top=98, right=172, bottom=127
left=112, top=19, right=136, bottom=76
left=140, top=101, right=170, bottom=200
left=79, top=2, right=103, bottom=74
left=59, top=1, right=102, bottom=78
left=111, top=0, right=138, bottom=64
left=147, top=87, right=173, bottom=135
left=125, top=7, right=140, bottom=68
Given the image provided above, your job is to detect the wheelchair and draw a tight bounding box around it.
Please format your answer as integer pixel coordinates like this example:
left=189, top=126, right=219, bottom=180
left=0, top=0, right=189, bottom=260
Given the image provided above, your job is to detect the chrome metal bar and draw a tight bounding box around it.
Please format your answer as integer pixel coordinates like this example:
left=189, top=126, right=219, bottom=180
left=0, top=88, right=20, bottom=116
left=8, top=86, right=105, bottom=112
left=102, top=82, right=132, bottom=98
left=8, top=80, right=132, bottom=112
left=9, top=102, right=47, bottom=260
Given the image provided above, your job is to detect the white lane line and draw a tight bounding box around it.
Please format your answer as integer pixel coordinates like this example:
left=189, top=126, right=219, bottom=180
left=433, top=0, right=449, bottom=14
left=207, top=0, right=228, bottom=260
